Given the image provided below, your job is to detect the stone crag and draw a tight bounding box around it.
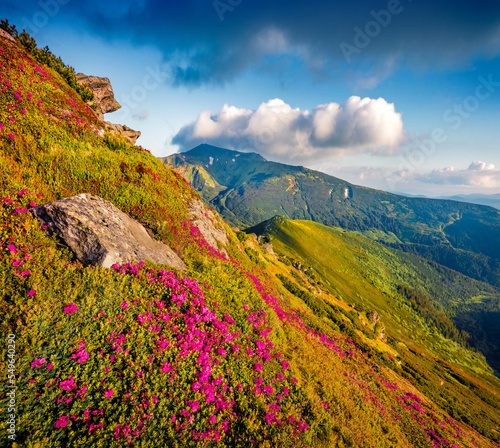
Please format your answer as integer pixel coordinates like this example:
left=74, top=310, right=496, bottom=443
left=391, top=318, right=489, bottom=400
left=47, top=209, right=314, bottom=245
left=75, top=74, right=120, bottom=120
left=188, top=199, right=229, bottom=255
left=76, top=74, right=141, bottom=144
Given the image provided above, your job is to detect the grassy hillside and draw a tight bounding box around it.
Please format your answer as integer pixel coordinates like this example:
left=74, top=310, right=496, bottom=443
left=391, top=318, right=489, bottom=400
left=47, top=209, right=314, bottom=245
left=250, top=217, right=500, bottom=440
left=1, top=29, right=500, bottom=447
left=164, top=144, right=500, bottom=288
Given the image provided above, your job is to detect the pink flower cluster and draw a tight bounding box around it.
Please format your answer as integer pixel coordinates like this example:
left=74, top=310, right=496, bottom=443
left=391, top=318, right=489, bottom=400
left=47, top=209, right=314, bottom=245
left=64, top=303, right=78, bottom=314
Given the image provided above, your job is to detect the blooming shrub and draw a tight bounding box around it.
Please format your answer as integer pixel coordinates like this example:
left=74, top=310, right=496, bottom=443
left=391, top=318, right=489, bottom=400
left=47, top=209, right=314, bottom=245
left=15, top=261, right=310, bottom=447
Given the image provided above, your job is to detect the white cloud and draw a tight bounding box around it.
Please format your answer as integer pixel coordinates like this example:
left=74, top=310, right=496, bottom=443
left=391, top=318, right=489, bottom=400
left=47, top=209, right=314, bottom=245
left=172, top=96, right=404, bottom=163
left=312, top=161, right=500, bottom=196
left=416, top=161, right=500, bottom=187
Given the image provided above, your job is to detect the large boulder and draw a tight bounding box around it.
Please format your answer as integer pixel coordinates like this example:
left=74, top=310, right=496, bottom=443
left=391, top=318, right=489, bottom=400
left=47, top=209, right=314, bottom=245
left=75, top=74, right=121, bottom=120
left=30, top=194, right=185, bottom=270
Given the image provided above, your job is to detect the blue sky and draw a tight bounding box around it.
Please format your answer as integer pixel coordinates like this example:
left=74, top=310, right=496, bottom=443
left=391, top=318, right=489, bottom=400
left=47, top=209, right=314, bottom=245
left=3, top=0, right=500, bottom=195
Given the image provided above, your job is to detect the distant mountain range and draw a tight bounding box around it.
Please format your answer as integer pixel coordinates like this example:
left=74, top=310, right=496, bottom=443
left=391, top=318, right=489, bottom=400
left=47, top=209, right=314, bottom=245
left=392, top=192, right=500, bottom=210
left=163, top=144, right=500, bottom=287
left=250, top=215, right=500, bottom=374
left=437, top=193, right=500, bottom=210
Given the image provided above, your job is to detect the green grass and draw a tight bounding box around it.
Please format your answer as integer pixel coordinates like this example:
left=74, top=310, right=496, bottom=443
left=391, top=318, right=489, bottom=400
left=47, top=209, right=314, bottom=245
left=262, top=217, right=500, bottom=441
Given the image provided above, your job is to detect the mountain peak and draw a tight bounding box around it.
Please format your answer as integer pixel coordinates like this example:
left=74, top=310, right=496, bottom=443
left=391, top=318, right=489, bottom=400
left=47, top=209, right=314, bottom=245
left=183, top=144, right=267, bottom=162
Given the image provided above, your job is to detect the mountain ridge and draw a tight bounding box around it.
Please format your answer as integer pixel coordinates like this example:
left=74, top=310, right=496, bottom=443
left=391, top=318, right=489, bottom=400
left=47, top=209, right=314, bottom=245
left=163, top=144, right=500, bottom=287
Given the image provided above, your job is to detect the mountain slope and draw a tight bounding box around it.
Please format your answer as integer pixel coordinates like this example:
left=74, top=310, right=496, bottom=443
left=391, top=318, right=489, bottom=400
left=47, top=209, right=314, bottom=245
left=163, top=144, right=500, bottom=287
left=250, top=216, right=500, bottom=371
left=247, top=216, right=500, bottom=440
left=1, top=28, right=500, bottom=447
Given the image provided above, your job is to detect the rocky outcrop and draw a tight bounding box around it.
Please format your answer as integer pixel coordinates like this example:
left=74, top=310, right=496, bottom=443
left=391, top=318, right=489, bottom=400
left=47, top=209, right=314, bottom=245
left=261, top=243, right=276, bottom=258
left=105, top=122, right=141, bottom=145
left=366, top=309, right=386, bottom=339
left=366, top=310, right=380, bottom=327
left=0, top=29, right=16, bottom=44
left=30, top=194, right=185, bottom=270
left=76, top=74, right=121, bottom=120
left=188, top=200, right=229, bottom=251
left=76, top=73, right=140, bottom=144
left=76, top=74, right=120, bottom=120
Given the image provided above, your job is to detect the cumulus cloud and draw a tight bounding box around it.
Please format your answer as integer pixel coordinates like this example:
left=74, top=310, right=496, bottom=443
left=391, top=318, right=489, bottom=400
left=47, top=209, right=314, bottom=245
left=172, top=96, right=404, bottom=163
left=416, top=161, right=500, bottom=187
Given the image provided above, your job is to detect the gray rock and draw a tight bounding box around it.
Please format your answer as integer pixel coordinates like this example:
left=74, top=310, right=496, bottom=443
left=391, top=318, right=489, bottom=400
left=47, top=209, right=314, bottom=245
left=188, top=200, right=229, bottom=251
left=366, top=310, right=380, bottom=327
left=105, top=122, right=141, bottom=145
left=261, top=243, right=276, bottom=258
left=0, top=29, right=17, bottom=44
left=30, top=194, right=185, bottom=270
left=378, top=326, right=386, bottom=340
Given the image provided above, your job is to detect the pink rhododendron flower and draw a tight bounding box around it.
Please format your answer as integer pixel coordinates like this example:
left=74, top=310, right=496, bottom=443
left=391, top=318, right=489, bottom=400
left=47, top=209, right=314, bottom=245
left=31, top=358, right=46, bottom=368
left=76, top=387, right=87, bottom=397
left=64, top=303, right=78, bottom=314
left=54, top=415, right=70, bottom=428
left=104, top=389, right=114, bottom=399
left=160, top=361, right=172, bottom=373
left=6, top=244, right=16, bottom=254
left=59, top=376, right=76, bottom=391
left=190, top=400, right=199, bottom=412
left=72, top=350, right=89, bottom=363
